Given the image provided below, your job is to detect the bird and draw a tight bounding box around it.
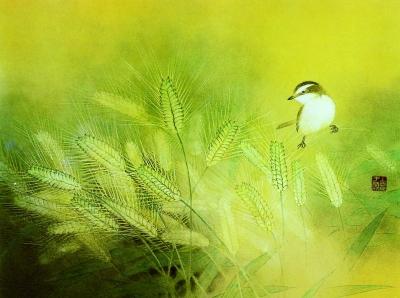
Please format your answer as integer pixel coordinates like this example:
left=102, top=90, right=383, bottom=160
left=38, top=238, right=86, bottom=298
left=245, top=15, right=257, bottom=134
left=277, top=81, right=338, bottom=149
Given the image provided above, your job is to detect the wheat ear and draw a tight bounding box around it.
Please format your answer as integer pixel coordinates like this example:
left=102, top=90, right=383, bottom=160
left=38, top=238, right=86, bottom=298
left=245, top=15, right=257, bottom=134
left=28, top=166, right=81, bottom=191
left=316, top=153, right=343, bottom=208
left=270, top=141, right=288, bottom=192
left=292, top=160, right=306, bottom=206
left=159, top=76, right=184, bottom=132
left=35, top=131, right=66, bottom=171
left=240, top=142, right=270, bottom=177
left=161, top=229, right=209, bottom=247
left=48, top=222, right=92, bottom=235
left=93, top=91, right=148, bottom=121
left=125, top=141, right=143, bottom=167
left=206, top=120, right=239, bottom=167
left=235, top=183, right=273, bottom=232
left=77, top=134, right=125, bottom=172
left=366, top=144, right=397, bottom=173
left=103, top=200, right=158, bottom=237
left=136, top=162, right=181, bottom=202
left=72, top=194, right=119, bottom=232
left=14, top=195, right=73, bottom=220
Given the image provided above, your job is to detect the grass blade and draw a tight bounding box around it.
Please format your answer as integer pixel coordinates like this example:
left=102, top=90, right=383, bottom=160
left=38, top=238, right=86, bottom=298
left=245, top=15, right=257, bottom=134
left=348, top=209, right=387, bottom=258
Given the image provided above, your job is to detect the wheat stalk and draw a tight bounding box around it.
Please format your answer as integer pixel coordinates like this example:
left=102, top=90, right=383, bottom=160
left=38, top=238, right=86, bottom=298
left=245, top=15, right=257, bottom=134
left=159, top=76, right=184, bottom=132
left=292, top=160, right=306, bottom=206
left=28, top=166, right=81, bottom=191
left=77, top=134, right=125, bottom=172
left=366, top=144, right=397, bottom=173
left=316, top=153, right=343, bottom=208
left=240, top=142, right=270, bottom=177
left=103, top=199, right=158, bottom=237
left=206, top=120, right=239, bottom=167
left=93, top=91, right=148, bottom=121
left=235, top=183, right=273, bottom=232
left=72, top=194, right=119, bottom=232
left=270, top=141, right=288, bottom=192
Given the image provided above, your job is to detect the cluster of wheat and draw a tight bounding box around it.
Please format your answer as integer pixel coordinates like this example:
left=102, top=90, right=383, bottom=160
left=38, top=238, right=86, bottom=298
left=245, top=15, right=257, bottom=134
left=1, top=77, right=225, bottom=265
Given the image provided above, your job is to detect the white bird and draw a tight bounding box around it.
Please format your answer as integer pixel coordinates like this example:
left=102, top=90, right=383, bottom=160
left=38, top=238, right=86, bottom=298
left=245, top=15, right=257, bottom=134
left=277, top=81, right=338, bottom=148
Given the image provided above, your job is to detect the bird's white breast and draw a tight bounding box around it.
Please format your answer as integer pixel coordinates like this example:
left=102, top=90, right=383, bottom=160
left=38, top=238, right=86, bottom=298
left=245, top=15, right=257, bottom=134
left=298, top=95, right=335, bottom=135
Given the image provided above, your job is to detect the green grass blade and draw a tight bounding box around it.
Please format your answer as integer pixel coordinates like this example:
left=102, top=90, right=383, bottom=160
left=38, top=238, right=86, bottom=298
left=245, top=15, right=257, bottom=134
left=301, top=271, right=333, bottom=298
left=348, top=209, right=387, bottom=258
left=328, top=284, right=392, bottom=297
left=223, top=252, right=271, bottom=297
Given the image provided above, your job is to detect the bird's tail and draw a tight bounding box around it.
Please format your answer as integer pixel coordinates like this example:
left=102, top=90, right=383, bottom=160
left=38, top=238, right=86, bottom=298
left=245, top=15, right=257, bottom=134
left=276, top=120, right=296, bottom=129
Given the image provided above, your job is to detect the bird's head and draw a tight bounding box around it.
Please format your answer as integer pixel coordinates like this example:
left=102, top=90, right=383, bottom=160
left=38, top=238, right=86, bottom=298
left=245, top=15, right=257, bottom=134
left=287, top=81, right=325, bottom=104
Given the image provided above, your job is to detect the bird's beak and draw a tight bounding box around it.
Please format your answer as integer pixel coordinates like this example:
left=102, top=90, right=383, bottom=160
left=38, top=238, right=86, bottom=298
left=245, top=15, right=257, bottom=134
left=288, top=95, right=294, bottom=100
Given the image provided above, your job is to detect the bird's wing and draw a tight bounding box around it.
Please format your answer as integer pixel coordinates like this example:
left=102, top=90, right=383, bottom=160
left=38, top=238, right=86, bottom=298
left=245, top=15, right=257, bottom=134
left=296, top=106, right=304, bottom=132
left=276, top=120, right=296, bottom=129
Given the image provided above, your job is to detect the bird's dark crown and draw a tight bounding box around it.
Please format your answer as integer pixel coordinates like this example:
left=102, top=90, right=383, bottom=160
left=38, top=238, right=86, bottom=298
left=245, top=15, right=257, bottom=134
left=294, top=81, right=324, bottom=95
left=294, top=81, right=318, bottom=91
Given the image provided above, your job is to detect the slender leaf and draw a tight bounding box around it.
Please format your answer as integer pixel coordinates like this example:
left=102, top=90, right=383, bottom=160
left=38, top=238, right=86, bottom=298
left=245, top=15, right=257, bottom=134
left=328, top=284, right=392, bottom=297
left=348, top=209, right=387, bottom=258
left=223, top=252, right=271, bottom=297
left=302, top=271, right=334, bottom=298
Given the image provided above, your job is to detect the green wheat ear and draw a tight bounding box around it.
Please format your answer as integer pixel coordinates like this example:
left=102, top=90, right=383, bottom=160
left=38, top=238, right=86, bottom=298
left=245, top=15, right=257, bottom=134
left=161, top=228, right=209, bottom=247
left=206, top=120, right=239, bottom=167
left=34, top=131, right=67, bottom=172
left=48, top=222, right=92, bottom=235
left=240, top=142, right=270, bottom=177
left=77, top=134, right=125, bottom=172
left=102, top=199, right=158, bottom=237
left=316, top=153, right=343, bottom=208
left=292, top=160, right=306, bottom=206
left=235, top=183, right=273, bottom=232
left=159, top=76, right=185, bottom=132
left=72, top=194, right=119, bottom=233
left=28, top=166, right=81, bottom=191
left=270, top=141, right=288, bottom=192
left=14, top=195, right=74, bottom=221
left=136, top=158, right=181, bottom=202
left=93, top=91, right=148, bottom=121
left=366, top=144, right=397, bottom=173
left=125, top=141, right=143, bottom=168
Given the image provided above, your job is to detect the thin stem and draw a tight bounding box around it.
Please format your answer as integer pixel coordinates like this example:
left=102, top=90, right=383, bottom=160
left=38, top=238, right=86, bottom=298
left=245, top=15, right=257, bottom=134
left=337, top=207, right=344, bottom=231
left=178, top=198, right=260, bottom=298
left=280, top=191, right=285, bottom=241
left=300, top=205, right=308, bottom=266
left=191, top=166, right=209, bottom=195
left=176, top=131, right=193, bottom=292
left=271, top=232, right=284, bottom=285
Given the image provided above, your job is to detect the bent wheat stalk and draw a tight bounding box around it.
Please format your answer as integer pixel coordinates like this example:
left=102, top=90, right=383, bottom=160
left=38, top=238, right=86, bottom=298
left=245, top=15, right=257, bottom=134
left=159, top=76, right=194, bottom=285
